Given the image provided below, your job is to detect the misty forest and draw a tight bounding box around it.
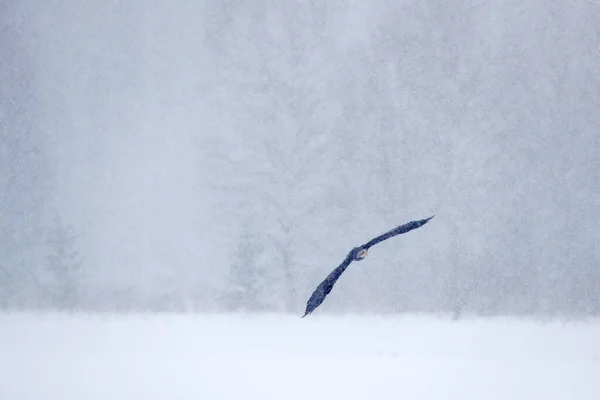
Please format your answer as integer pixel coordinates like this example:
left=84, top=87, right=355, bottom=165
left=1, top=0, right=599, bottom=318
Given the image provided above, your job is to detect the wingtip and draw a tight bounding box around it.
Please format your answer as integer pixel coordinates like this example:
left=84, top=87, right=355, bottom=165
left=424, top=215, right=435, bottom=222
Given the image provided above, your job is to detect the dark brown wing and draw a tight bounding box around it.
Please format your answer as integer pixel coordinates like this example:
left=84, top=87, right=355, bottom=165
left=302, top=249, right=359, bottom=318
left=361, top=215, right=434, bottom=250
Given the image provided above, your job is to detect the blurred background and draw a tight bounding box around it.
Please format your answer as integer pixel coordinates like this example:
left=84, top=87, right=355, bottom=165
left=1, top=0, right=598, bottom=317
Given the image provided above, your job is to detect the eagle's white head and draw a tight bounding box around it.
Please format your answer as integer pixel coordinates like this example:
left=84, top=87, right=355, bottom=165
left=355, top=248, right=368, bottom=261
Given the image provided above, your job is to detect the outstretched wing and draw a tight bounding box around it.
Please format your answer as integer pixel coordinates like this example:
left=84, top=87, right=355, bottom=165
left=302, top=250, right=357, bottom=318
left=361, top=215, right=434, bottom=250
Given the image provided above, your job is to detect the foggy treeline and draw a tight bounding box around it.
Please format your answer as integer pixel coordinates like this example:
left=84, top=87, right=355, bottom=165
left=1, top=0, right=598, bottom=317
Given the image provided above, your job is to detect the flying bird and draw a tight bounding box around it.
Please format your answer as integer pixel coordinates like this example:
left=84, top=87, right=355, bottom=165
left=302, top=215, right=434, bottom=318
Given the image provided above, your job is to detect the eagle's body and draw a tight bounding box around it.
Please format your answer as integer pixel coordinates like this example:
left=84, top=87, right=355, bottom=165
left=302, top=216, right=434, bottom=318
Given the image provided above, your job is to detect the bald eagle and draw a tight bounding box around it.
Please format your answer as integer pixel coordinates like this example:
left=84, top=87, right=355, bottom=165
left=302, top=216, right=434, bottom=318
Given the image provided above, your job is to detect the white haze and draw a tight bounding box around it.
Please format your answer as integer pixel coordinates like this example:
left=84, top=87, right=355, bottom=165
left=1, top=1, right=599, bottom=317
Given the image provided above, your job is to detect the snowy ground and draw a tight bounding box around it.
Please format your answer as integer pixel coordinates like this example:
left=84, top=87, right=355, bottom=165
left=1, top=312, right=599, bottom=400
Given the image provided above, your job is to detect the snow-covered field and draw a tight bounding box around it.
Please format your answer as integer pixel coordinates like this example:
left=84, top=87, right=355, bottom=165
left=1, top=312, right=599, bottom=400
